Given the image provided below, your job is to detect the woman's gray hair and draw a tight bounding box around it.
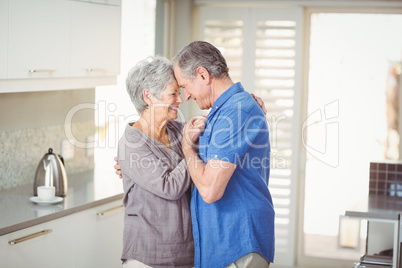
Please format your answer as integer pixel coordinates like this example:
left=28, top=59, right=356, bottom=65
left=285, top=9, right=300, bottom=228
left=172, top=41, right=229, bottom=80
left=126, top=56, right=175, bottom=115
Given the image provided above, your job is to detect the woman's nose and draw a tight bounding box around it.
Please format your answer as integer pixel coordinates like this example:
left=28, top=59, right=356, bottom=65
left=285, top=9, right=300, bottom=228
left=177, top=94, right=184, bottom=104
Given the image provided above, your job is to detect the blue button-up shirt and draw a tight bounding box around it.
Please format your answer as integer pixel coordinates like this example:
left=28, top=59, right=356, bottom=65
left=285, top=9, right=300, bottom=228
left=191, top=82, right=275, bottom=268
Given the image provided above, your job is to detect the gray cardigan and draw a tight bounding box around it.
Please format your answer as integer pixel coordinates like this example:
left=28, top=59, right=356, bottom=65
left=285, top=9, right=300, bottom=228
left=118, top=120, right=194, bottom=268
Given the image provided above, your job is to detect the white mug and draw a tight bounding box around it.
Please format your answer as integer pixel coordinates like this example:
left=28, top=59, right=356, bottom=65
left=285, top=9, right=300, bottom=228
left=37, top=186, right=56, bottom=201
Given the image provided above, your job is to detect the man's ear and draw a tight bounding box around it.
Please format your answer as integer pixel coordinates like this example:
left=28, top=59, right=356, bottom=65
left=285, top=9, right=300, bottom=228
left=196, top=66, right=210, bottom=82
left=143, top=89, right=153, bottom=105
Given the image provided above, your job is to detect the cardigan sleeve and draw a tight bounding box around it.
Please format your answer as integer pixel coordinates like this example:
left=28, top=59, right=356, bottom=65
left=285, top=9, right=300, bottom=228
left=118, top=139, right=191, bottom=201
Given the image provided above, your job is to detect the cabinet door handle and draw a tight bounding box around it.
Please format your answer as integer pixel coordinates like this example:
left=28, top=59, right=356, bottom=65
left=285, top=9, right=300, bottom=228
left=29, top=69, right=56, bottom=73
left=8, top=229, right=53, bottom=245
left=86, top=68, right=107, bottom=72
left=97, top=205, right=124, bottom=216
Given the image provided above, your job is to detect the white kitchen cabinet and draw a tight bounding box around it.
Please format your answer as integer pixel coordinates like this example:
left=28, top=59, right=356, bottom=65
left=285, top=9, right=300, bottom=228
left=0, top=0, right=8, bottom=79
left=8, top=0, right=71, bottom=79
left=0, top=0, right=121, bottom=92
left=70, top=1, right=121, bottom=78
left=74, top=200, right=124, bottom=268
left=0, top=216, right=75, bottom=268
left=0, top=200, right=124, bottom=267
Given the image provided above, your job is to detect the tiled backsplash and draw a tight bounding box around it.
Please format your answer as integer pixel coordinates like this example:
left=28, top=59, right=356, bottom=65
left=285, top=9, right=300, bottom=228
left=369, top=162, right=402, bottom=197
left=0, top=121, right=95, bottom=191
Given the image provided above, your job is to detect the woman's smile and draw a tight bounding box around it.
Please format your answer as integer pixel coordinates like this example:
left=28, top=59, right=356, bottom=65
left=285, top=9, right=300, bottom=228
left=169, top=106, right=179, bottom=113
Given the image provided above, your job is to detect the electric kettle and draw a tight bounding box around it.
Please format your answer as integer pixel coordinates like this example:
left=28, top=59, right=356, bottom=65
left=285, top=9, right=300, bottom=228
left=33, top=148, right=68, bottom=197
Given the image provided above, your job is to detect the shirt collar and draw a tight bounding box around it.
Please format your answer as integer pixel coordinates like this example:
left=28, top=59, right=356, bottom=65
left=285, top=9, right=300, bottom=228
left=208, top=82, right=244, bottom=118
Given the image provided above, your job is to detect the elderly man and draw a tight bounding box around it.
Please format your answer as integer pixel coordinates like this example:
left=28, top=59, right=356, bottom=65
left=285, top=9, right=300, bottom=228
left=173, top=41, right=274, bottom=268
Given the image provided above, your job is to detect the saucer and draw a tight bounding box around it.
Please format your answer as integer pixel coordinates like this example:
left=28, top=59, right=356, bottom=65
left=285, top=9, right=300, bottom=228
left=30, top=196, right=63, bottom=205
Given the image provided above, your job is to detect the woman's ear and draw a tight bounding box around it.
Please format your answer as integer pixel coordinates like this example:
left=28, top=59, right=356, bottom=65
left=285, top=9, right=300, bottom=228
left=143, top=89, right=153, bottom=105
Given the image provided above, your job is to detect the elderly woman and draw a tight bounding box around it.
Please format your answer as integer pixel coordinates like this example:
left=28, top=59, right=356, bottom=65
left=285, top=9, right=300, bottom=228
left=117, top=56, right=197, bottom=268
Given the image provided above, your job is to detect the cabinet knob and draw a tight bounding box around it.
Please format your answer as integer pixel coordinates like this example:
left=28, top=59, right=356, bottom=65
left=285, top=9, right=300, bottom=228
left=8, top=229, right=53, bottom=245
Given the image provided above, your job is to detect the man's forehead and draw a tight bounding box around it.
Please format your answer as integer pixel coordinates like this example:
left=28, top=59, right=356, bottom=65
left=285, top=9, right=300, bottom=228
left=173, top=66, right=182, bottom=75
left=173, top=67, right=185, bottom=83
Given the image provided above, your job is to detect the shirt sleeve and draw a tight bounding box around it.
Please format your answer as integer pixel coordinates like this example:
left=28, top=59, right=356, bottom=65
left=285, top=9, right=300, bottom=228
left=118, top=143, right=191, bottom=201
left=204, top=108, right=269, bottom=165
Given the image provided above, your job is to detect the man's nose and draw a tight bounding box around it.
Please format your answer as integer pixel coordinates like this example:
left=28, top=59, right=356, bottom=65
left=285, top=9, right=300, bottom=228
left=183, top=89, right=191, bottom=101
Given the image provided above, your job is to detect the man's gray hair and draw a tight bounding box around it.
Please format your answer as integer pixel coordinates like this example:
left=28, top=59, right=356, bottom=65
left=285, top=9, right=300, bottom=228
left=172, top=41, right=229, bottom=80
left=126, top=56, right=175, bottom=115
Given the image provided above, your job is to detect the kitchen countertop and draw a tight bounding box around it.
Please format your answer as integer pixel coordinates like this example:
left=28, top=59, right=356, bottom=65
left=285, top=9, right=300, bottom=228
left=345, top=194, right=402, bottom=221
left=0, top=168, right=124, bottom=236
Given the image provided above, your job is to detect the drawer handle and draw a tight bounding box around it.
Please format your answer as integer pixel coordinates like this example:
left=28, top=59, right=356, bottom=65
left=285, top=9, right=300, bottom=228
left=29, top=69, right=56, bottom=73
left=86, top=68, right=107, bottom=72
left=8, top=229, right=53, bottom=245
left=97, top=205, right=124, bottom=216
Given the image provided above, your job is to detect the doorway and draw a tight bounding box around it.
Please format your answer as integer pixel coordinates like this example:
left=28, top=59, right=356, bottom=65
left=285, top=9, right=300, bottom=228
left=301, top=11, right=402, bottom=266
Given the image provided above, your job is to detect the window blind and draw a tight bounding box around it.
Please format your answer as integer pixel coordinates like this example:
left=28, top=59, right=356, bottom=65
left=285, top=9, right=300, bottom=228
left=199, top=7, right=303, bottom=266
